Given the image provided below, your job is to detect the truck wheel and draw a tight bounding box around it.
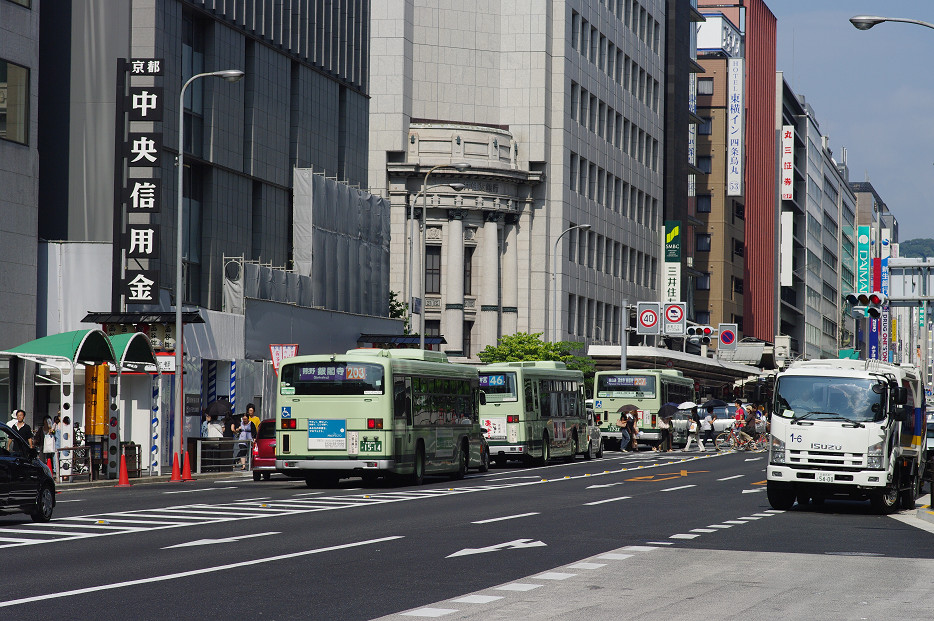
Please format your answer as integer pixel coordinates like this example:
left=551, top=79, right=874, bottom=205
left=766, top=482, right=796, bottom=510
left=596, top=438, right=604, bottom=458
left=585, top=439, right=595, bottom=460
left=478, top=446, right=490, bottom=473
left=899, top=475, right=920, bottom=510
left=796, top=492, right=810, bottom=506
left=870, top=487, right=900, bottom=514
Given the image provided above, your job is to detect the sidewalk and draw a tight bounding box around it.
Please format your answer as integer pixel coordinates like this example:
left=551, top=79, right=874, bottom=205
left=55, top=470, right=250, bottom=492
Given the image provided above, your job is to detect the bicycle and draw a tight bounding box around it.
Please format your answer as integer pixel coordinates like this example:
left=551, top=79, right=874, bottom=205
left=715, top=428, right=768, bottom=452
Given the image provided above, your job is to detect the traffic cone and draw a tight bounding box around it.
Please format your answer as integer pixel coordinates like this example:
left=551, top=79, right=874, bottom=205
left=115, top=453, right=131, bottom=487
left=181, top=450, right=194, bottom=481
left=46, top=457, right=53, bottom=473
left=169, top=452, right=182, bottom=482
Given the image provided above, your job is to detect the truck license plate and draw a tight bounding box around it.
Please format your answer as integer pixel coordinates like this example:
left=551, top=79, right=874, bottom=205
left=817, top=473, right=834, bottom=483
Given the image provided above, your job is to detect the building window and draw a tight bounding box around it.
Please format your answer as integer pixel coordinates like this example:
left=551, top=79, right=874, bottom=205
left=182, top=14, right=206, bottom=158
left=463, top=247, right=474, bottom=296
left=697, top=156, right=712, bottom=174
left=697, top=77, right=714, bottom=95
left=425, top=320, right=441, bottom=351
left=696, top=311, right=711, bottom=325
left=463, top=321, right=473, bottom=358
left=698, top=117, right=712, bottom=135
left=182, top=164, right=204, bottom=305
left=696, top=233, right=711, bottom=252
left=733, top=238, right=745, bottom=258
left=697, top=194, right=712, bottom=213
left=0, top=58, right=29, bottom=145
left=733, top=277, right=744, bottom=295
left=425, top=246, right=442, bottom=294
left=733, top=201, right=745, bottom=220
left=568, top=294, right=577, bottom=335
left=697, top=273, right=711, bottom=291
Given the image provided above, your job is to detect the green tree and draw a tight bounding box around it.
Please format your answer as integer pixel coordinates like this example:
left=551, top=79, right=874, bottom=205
left=477, top=332, right=595, bottom=391
left=899, top=238, right=934, bottom=259
left=388, top=290, right=409, bottom=334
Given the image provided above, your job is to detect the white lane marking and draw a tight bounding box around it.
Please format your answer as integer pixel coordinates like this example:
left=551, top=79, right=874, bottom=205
left=584, top=496, right=631, bottom=506
left=717, top=475, right=744, bottom=481
left=660, top=485, right=696, bottom=492
left=690, top=528, right=717, bottom=533
left=707, top=524, right=732, bottom=529
left=161, top=531, right=279, bottom=550
left=764, top=509, right=785, bottom=513
left=447, top=539, right=546, bottom=558
left=645, top=541, right=674, bottom=545
left=724, top=520, right=748, bottom=525
left=586, top=482, right=625, bottom=489
left=54, top=499, right=84, bottom=503
left=534, top=572, right=576, bottom=581
left=401, top=608, right=457, bottom=618
left=739, top=516, right=762, bottom=520
left=292, top=492, right=324, bottom=497
left=495, top=583, right=542, bottom=592
left=0, top=535, right=403, bottom=609
left=621, top=546, right=658, bottom=552
left=471, top=512, right=539, bottom=524
left=451, top=595, right=503, bottom=604
left=744, top=457, right=763, bottom=462
left=670, top=533, right=700, bottom=539
left=597, top=553, right=633, bottom=560
left=566, top=562, right=606, bottom=569
left=741, top=488, right=767, bottom=494
left=163, top=487, right=237, bottom=495
left=751, top=513, right=774, bottom=517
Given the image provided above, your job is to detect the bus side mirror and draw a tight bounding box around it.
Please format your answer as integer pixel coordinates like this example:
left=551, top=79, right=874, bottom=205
left=479, top=391, right=487, bottom=406
left=895, top=387, right=908, bottom=405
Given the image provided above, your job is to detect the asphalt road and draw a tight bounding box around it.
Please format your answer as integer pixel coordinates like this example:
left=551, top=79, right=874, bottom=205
left=2, top=449, right=934, bottom=620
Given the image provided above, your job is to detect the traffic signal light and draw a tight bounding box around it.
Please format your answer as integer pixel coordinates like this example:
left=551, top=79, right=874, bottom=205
left=687, top=325, right=714, bottom=344
left=866, top=292, right=886, bottom=318
left=845, top=292, right=885, bottom=318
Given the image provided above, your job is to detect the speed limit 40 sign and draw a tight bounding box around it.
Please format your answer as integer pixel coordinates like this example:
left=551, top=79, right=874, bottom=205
left=636, top=302, right=660, bottom=335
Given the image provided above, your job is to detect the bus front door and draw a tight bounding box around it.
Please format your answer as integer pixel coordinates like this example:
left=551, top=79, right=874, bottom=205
left=393, top=377, right=414, bottom=473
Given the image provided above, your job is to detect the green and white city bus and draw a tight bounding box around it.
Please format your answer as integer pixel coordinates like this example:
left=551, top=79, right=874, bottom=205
left=275, top=349, right=488, bottom=485
left=478, top=361, right=589, bottom=465
left=592, top=369, right=695, bottom=449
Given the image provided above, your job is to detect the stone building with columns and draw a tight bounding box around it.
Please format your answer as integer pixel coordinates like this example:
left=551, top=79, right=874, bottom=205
left=370, top=1, right=665, bottom=360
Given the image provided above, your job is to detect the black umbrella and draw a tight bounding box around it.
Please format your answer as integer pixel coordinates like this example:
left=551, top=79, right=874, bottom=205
left=616, top=403, right=639, bottom=413
left=657, top=403, right=679, bottom=420
left=700, top=399, right=729, bottom=410
left=206, top=398, right=232, bottom=420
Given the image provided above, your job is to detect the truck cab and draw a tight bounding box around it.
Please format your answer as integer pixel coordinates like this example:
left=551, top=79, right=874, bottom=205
left=766, top=359, right=926, bottom=513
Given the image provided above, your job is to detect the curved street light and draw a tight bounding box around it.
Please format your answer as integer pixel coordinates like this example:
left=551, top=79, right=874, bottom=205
left=416, top=163, right=470, bottom=350
left=849, top=15, right=934, bottom=31
left=552, top=224, right=591, bottom=343
left=175, top=69, right=244, bottom=464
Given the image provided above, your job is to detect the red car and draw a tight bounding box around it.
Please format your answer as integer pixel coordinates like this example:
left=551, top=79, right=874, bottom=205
left=252, top=419, right=276, bottom=481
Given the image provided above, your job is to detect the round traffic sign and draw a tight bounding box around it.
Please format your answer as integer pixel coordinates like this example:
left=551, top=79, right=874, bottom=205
left=639, top=308, right=659, bottom=329
left=720, top=329, right=736, bottom=345
left=665, top=304, right=684, bottom=323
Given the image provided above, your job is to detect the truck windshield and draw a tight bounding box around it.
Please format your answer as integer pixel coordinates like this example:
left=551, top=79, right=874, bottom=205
left=774, top=376, right=884, bottom=422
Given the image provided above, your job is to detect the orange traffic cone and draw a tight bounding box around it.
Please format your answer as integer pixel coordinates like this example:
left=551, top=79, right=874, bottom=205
left=169, top=452, right=182, bottom=482
left=181, top=451, right=194, bottom=481
left=115, top=453, right=131, bottom=487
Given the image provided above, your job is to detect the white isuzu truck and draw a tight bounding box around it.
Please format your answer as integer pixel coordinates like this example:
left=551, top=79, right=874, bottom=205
left=766, top=359, right=926, bottom=513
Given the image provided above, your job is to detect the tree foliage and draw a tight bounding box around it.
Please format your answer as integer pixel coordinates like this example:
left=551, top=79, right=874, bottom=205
left=388, top=290, right=409, bottom=333
left=477, top=332, right=595, bottom=378
left=899, top=238, right=934, bottom=259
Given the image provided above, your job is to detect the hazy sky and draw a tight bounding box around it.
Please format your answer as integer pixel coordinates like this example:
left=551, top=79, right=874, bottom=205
left=768, top=0, right=934, bottom=241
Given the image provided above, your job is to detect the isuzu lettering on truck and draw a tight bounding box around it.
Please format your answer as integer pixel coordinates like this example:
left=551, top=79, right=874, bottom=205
left=766, top=359, right=926, bottom=513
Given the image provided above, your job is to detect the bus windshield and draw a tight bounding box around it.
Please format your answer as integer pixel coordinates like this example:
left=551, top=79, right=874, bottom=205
left=480, top=372, right=518, bottom=402
left=774, top=376, right=884, bottom=422
left=279, top=362, right=385, bottom=396
left=596, top=374, right=657, bottom=399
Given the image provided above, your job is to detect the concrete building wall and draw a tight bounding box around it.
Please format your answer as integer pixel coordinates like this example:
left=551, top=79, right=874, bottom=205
left=0, top=0, right=40, bottom=349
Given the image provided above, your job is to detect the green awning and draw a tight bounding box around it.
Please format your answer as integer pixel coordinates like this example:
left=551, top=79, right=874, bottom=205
left=1, top=329, right=116, bottom=366
left=109, top=332, right=158, bottom=372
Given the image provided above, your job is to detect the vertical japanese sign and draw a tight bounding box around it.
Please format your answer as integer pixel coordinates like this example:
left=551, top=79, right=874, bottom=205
left=869, top=258, right=880, bottom=360
left=780, top=125, right=794, bottom=201
left=270, top=344, right=299, bottom=375
left=114, top=58, right=164, bottom=311
left=687, top=73, right=697, bottom=198
left=726, top=58, right=744, bottom=196
left=881, top=229, right=890, bottom=362
left=663, top=221, right=681, bottom=304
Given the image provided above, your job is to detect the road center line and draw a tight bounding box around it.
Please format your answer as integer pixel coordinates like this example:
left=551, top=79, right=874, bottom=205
left=717, top=475, right=743, bottom=481
left=0, top=535, right=404, bottom=608
left=584, top=496, right=631, bottom=506
left=472, top=512, right=540, bottom=524
left=163, top=487, right=236, bottom=494
left=660, top=485, right=696, bottom=492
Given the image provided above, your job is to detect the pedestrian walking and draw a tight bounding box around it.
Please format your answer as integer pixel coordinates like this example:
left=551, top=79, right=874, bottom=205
left=702, top=406, right=717, bottom=448
left=683, top=405, right=704, bottom=451
left=616, top=405, right=635, bottom=452
left=233, top=413, right=256, bottom=470
left=11, top=410, right=34, bottom=448
left=37, top=416, right=55, bottom=463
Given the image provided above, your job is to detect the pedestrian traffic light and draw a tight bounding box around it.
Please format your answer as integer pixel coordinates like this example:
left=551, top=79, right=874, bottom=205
left=687, top=325, right=714, bottom=344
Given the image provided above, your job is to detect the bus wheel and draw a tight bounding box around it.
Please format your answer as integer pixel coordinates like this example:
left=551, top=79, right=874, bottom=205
left=450, top=441, right=468, bottom=480
left=478, top=446, right=490, bottom=473
left=569, top=433, right=579, bottom=461
left=411, top=444, right=426, bottom=486
left=536, top=434, right=550, bottom=466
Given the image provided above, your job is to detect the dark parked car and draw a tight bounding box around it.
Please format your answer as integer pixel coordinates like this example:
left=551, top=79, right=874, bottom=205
left=252, top=419, right=276, bottom=481
left=0, top=422, right=55, bottom=522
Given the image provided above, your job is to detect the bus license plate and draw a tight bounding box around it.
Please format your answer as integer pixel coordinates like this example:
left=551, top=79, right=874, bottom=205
left=360, top=440, right=382, bottom=452
left=817, top=473, right=834, bottom=483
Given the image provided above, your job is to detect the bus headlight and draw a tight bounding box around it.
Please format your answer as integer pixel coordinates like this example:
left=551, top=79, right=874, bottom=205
left=867, top=441, right=884, bottom=469
left=770, top=435, right=785, bottom=464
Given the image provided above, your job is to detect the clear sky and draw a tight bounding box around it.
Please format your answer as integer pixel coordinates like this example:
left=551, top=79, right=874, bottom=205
left=769, top=0, right=934, bottom=242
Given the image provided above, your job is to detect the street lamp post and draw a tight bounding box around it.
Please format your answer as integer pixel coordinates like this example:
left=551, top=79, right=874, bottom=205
left=552, top=224, right=591, bottom=343
left=175, top=69, right=243, bottom=465
left=417, top=163, right=470, bottom=350
left=850, top=15, right=934, bottom=31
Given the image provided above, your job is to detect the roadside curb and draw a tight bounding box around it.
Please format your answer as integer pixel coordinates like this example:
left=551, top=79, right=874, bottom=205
left=916, top=505, right=934, bottom=524
left=55, top=470, right=248, bottom=493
